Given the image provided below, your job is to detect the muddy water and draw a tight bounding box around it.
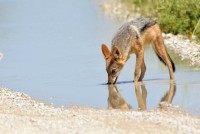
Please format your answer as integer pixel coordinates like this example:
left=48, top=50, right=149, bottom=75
left=0, top=0, right=200, bottom=116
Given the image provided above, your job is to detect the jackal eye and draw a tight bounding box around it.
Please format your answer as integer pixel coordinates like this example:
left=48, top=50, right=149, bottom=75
left=111, top=69, right=116, bottom=74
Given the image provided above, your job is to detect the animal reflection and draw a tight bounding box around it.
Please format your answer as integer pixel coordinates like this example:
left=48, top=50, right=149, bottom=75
left=135, top=84, right=147, bottom=111
left=107, top=82, right=176, bottom=110
left=160, top=83, right=176, bottom=103
left=108, top=85, right=132, bottom=110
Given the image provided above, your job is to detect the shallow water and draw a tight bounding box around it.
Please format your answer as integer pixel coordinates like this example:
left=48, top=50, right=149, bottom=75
left=0, top=0, right=200, bottom=116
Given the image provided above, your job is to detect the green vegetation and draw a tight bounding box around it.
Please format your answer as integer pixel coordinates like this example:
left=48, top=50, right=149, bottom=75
left=122, top=0, right=200, bottom=42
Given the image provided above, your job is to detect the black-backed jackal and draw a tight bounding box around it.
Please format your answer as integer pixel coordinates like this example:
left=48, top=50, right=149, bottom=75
left=101, top=17, right=175, bottom=84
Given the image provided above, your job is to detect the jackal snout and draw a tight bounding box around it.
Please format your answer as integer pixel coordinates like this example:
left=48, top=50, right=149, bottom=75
left=107, top=76, right=118, bottom=84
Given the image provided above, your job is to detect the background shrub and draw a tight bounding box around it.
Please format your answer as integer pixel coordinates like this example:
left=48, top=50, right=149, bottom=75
left=122, top=0, right=200, bottom=42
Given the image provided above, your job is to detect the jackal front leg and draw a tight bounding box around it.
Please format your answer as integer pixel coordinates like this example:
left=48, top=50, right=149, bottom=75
left=135, top=83, right=147, bottom=111
left=134, top=49, right=144, bottom=83
left=139, top=58, right=146, bottom=81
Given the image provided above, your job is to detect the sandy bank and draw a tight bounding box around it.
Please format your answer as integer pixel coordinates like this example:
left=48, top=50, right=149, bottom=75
left=0, top=86, right=200, bottom=134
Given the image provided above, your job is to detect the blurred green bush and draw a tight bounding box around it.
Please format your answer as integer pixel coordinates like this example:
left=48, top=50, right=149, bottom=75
left=122, top=0, right=200, bottom=42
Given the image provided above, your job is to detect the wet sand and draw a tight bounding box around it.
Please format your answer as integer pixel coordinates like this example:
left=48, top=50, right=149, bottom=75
left=0, top=86, right=200, bottom=134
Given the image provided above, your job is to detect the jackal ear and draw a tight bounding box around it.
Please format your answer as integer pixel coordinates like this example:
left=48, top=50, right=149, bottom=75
left=112, top=47, right=122, bottom=60
left=101, top=44, right=111, bottom=59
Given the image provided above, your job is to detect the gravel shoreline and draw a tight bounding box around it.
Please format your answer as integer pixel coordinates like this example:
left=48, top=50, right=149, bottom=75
left=100, top=0, right=200, bottom=66
left=0, top=86, right=200, bottom=134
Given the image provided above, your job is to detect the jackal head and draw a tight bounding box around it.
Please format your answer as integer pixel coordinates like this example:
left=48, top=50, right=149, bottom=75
left=101, top=44, right=125, bottom=84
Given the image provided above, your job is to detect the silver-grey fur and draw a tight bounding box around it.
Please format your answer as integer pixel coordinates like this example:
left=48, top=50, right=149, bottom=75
left=111, top=17, right=156, bottom=58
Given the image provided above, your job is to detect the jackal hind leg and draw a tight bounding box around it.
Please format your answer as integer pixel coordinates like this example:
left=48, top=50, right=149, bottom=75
left=139, top=58, right=146, bottom=81
left=154, top=36, right=174, bottom=80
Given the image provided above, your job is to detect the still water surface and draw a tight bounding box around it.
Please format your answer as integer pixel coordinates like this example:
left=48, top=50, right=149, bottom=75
left=0, top=0, right=200, bottom=116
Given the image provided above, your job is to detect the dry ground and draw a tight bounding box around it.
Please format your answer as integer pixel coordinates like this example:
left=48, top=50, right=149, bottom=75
left=0, top=86, right=200, bottom=134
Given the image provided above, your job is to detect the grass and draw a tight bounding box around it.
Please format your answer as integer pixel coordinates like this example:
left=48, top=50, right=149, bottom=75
left=122, top=0, right=200, bottom=42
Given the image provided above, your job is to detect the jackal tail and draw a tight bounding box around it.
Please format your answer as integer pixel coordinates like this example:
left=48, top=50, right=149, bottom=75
left=152, top=45, right=176, bottom=72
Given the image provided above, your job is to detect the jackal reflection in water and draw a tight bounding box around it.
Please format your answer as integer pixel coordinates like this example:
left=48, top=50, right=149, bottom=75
left=107, top=82, right=176, bottom=110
